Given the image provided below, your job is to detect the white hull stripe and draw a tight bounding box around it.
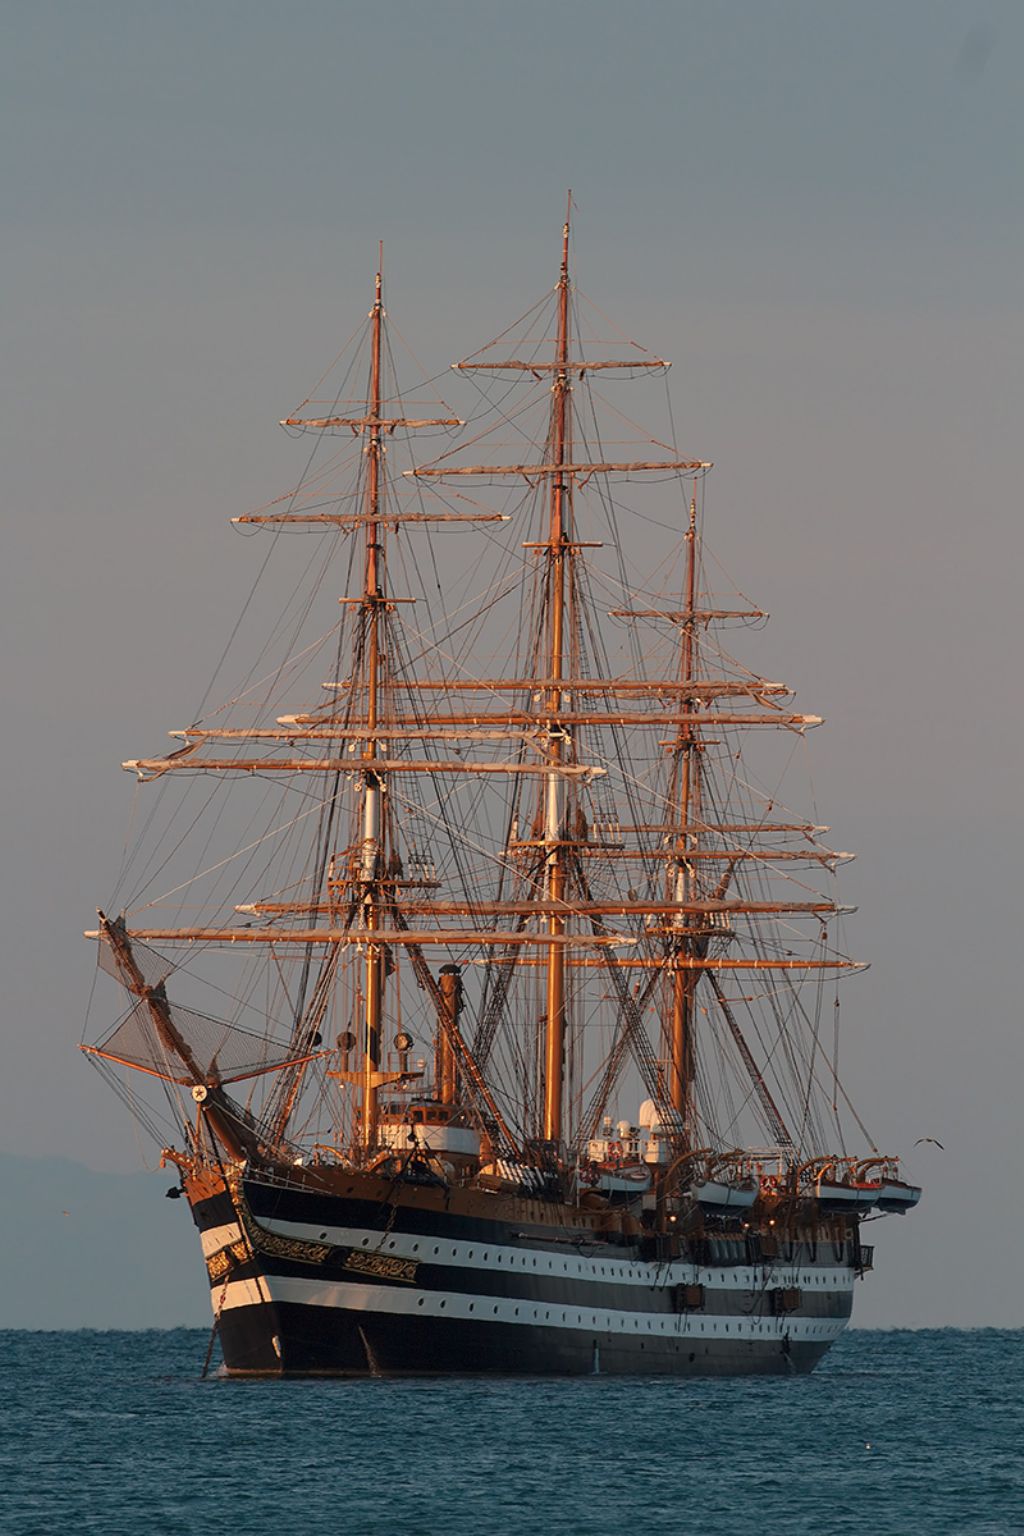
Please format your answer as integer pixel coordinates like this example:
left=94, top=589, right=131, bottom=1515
left=201, top=1222, right=244, bottom=1258
left=217, top=1274, right=849, bottom=1344
left=250, top=1215, right=855, bottom=1295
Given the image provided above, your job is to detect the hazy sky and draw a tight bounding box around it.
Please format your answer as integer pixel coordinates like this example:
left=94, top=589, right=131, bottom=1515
left=1, top=0, right=1020, bottom=1328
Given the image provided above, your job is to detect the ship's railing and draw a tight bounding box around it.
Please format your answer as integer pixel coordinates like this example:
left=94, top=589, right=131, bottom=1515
left=237, top=1157, right=355, bottom=1195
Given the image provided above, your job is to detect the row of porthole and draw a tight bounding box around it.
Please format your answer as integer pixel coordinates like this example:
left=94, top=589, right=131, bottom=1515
left=361, top=1236, right=580, bottom=1272
left=296, top=1215, right=848, bottom=1284
left=349, top=1232, right=850, bottom=1294
left=403, top=1298, right=843, bottom=1337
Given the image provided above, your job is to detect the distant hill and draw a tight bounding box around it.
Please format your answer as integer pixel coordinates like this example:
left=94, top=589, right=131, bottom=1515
left=0, top=1152, right=209, bottom=1329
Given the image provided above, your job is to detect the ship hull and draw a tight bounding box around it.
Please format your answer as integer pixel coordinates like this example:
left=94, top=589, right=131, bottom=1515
left=187, top=1166, right=858, bottom=1377
left=216, top=1298, right=834, bottom=1377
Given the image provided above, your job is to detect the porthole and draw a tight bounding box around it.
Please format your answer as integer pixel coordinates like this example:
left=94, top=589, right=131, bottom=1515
left=439, top=1300, right=447, bottom=1310
left=417, top=1298, right=425, bottom=1308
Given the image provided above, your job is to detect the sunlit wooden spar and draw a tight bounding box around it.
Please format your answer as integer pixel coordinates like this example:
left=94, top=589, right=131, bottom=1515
left=122, top=757, right=607, bottom=778
left=82, top=206, right=919, bottom=1379
left=407, top=459, right=711, bottom=477
left=233, top=512, right=506, bottom=527
left=452, top=358, right=672, bottom=371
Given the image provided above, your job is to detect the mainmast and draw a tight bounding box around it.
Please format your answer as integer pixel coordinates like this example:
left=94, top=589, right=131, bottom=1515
left=360, top=256, right=386, bottom=1150
left=542, top=202, right=573, bottom=1145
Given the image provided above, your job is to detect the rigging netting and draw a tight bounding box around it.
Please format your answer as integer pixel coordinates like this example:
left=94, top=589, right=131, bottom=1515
left=94, top=996, right=310, bottom=1086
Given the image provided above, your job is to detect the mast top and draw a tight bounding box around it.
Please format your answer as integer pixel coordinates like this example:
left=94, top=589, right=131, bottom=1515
left=561, top=191, right=571, bottom=285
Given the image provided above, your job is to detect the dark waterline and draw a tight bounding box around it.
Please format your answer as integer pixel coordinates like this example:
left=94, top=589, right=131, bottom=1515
left=3, top=1329, right=1022, bottom=1535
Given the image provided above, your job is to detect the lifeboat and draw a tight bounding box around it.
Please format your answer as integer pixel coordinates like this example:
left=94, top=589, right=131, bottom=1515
left=594, top=1162, right=653, bottom=1198
left=875, top=1179, right=922, bottom=1213
left=813, top=1178, right=880, bottom=1212
left=849, top=1158, right=922, bottom=1214
left=798, top=1156, right=880, bottom=1212
left=691, top=1176, right=759, bottom=1211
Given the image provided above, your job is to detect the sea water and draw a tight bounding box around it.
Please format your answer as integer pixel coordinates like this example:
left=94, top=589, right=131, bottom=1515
left=2, top=1329, right=1022, bottom=1535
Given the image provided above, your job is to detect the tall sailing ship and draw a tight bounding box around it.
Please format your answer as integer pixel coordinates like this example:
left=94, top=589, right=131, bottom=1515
left=84, top=209, right=919, bottom=1375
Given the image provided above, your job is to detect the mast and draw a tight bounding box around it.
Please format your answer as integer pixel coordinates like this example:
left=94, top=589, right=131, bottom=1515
left=542, top=197, right=572, bottom=1145
left=668, top=494, right=700, bottom=1139
left=94, top=223, right=870, bottom=1182
left=360, top=255, right=386, bottom=1151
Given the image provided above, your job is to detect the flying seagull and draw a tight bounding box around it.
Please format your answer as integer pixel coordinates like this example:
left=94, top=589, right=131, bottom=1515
left=914, top=1137, right=944, bottom=1149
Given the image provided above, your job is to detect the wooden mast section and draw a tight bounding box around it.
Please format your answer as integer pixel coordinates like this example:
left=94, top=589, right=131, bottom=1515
left=338, top=260, right=486, bottom=1157
left=401, top=207, right=847, bottom=1151
left=251, top=257, right=478, bottom=1158
left=359, top=259, right=386, bottom=1152
left=669, top=494, right=700, bottom=1143
left=237, top=257, right=474, bottom=1155
left=541, top=200, right=573, bottom=1145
